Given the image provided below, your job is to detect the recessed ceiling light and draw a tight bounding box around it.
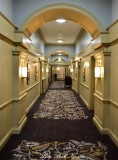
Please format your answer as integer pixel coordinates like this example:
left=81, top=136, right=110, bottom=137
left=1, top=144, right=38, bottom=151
left=56, top=19, right=66, bottom=23
left=58, top=54, right=62, bottom=55
left=57, top=39, right=64, bottom=43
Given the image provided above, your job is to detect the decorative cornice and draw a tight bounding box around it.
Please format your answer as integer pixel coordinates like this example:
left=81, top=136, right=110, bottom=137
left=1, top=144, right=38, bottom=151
left=0, top=33, right=14, bottom=45
left=74, top=28, right=85, bottom=44
left=37, top=29, right=47, bottom=44
left=107, top=19, right=118, bottom=30
left=0, top=11, right=17, bottom=29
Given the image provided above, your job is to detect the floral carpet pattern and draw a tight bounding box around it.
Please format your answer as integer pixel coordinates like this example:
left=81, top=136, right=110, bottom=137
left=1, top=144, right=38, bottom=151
left=33, top=90, right=88, bottom=120
left=1, top=81, right=118, bottom=160
left=49, top=80, right=64, bottom=88
left=11, top=140, right=108, bottom=160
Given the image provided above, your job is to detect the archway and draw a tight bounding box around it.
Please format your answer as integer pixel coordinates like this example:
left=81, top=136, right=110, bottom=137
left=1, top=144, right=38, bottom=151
left=19, top=3, right=106, bottom=39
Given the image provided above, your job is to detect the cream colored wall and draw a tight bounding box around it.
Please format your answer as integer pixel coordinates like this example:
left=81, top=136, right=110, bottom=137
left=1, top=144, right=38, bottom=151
left=25, top=54, right=40, bottom=113
left=55, top=66, right=65, bottom=80
left=79, top=57, right=90, bottom=107
left=0, top=14, right=14, bottom=150
left=108, top=21, right=118, bottom=146
left=41, top=61, right=49, bottom=93
left=72, top=61, right=79, bottom=93
left=0, top=40, right=13, bottom=150
left=0, top=14, right=42, bottom=150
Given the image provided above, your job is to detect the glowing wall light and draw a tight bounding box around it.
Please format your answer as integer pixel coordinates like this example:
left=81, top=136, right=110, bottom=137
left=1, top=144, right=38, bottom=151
left=46, top=68, right=49, bottom=72
left=57, top=67, right=60, bottom=71
left=70, top=68, right=73, bottom=72
left=95, top=66, right=101, bottom=78
left=21, top=67, right=27, bottom=78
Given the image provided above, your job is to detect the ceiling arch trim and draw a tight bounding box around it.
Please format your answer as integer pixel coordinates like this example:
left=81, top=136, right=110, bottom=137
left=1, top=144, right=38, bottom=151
left=18, top=3, right=106, bottom=39
left=46, top=49, right=73, bottom=59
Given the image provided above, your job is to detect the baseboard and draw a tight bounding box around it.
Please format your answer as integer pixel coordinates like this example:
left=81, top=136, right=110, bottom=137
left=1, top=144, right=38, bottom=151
left=0, top=128, right=12, bottom=151
left=12, top=116, right=27, bottom=134
left=109, top=129, right=118, bottom=147
left=26, top=94, right=39, bottom=114
left=72, top=87, right=78, bottom=93
left=80, top=95, right=88, bottom=107
left=93, top=116, right=109, bottom=134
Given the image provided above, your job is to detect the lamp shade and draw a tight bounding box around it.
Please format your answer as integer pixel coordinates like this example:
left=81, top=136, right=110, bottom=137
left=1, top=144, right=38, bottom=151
left=95, top=66, right=101, bottom=78
left=21, top=67, right=27, bottom=78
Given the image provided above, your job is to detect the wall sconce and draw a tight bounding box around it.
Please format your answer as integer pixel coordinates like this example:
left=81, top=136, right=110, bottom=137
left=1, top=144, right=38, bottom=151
left=21, top=66, right=27, bottom=78
left=95, top=66, right=101, bottom=78
left=57, top=67, right=60, bottom=71
left=70, top=68, right=73, bottom=72
left=84, top=62, right=89, bottom=68
left=46, top=68, right=49, bottom=72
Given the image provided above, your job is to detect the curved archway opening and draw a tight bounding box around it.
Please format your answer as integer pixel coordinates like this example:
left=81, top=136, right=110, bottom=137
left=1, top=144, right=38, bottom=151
left=19, top=4, right=106, bottom=39
left=47, top=49, right=73, bottom=59
left=48, top=49, right=71, bottom=65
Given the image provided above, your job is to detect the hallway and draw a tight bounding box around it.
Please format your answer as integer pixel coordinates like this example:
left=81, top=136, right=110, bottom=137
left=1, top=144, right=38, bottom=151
left=0, top=81, right=118, bottom=160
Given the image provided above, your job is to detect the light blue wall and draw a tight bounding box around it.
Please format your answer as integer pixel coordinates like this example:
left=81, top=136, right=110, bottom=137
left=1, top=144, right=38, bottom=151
left=0, top=0, right=13, bottom=21
left=112, top=0, right=118, bottom=23
left=13, top=0, right=111, bottom=29
left=45, top=45, right=75, bottom=58
left=75, top=31, right=92, bottom=55
left=30, top=31, right=45, bottom=54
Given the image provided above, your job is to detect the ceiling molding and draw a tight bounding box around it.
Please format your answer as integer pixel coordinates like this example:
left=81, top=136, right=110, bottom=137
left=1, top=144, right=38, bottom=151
left=37, top=28, right=47, bottom=44
left=74, top=28, right=85, bottom=44
left=45, top=43, right=75, bottom=46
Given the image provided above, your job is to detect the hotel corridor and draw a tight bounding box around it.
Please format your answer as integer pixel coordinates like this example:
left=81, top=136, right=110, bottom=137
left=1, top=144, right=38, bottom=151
left=0, top=81, right=118, bottom=160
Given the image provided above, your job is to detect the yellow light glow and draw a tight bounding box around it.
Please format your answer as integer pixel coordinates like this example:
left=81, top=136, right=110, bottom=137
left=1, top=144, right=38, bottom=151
left=95, top=67, right=101, bottom=78
left=70, top=68, right=73, bottom=72
left=46, top=68, right=49, bottom=72
left=57, top=67, right=60, bottom=71
left=57, top=39, right=64, bottom=43
left=21, top=67, right=27, bottom=78
left=56, top=19, right=66, bottom=23
left=58, top=57, right=61, bottom=61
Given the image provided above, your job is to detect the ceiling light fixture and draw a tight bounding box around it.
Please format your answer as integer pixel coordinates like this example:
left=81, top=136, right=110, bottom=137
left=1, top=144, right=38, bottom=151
left=56, top=19, right=66, bottom=23
left=57, top=39, right=64, bottom=43
left=58, top=54, right=62, bottom=55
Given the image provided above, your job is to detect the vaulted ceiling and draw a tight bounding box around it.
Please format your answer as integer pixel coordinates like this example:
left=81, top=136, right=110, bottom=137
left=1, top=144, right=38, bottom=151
left=38, top=19, right=83, bottom=45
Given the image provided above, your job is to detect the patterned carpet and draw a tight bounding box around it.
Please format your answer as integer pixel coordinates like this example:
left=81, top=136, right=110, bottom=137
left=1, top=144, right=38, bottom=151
left=0, top=81, right=118, bottom=160
left=11, top=140, right=108, bottom=160
left=49, top=80, right=64, bottom=88
left=33, top=90, right=88, bottom=120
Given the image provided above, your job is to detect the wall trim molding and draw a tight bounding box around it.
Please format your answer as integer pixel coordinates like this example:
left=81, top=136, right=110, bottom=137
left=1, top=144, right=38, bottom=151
left=26, top=82, right=39, bottom=92
left=0, top=99, right=12, bottom=109
left=93, top=116, right=109, bottom=134
left=72, top=87, right=78, bottom=93
left=0, top=128, right=12, bottom=151
left=0, top=11, right=17, bottom=28
left=12, top=116, right=27, bottom=134
left=0, top=33, right=14, bottom=45
left=26, top=94, right=39, bottom=114
left=80, top=95, right=88, bottom=107
left=94, top=93, right=110, bottom=104
left=93, top=116, right=118, bottom=147
left=12, top=93, right=27, bottom=103
left=109, top=129, right=118, bottom=147
left=107, top=19, right=118, bottom=30
left=80, top=82, right=89, bottom=89
left=110, top=99, right=118, bottom=109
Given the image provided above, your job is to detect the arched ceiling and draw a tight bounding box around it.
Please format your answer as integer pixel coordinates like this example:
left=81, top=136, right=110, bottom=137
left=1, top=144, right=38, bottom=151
left=19, top=4, right=106, bottom=39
